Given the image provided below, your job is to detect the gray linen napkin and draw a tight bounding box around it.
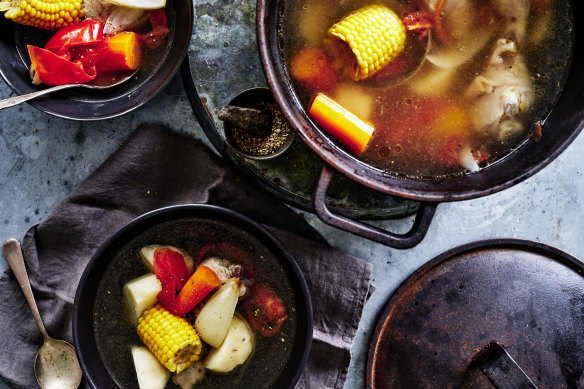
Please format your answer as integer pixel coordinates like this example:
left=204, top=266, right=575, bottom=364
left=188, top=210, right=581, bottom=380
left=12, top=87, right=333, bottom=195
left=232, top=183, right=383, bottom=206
left=0, top=124, right=372, bottom=389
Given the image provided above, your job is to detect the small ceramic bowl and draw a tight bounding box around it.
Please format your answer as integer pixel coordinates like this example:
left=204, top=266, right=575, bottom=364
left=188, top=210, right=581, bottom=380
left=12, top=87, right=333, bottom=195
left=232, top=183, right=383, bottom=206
left=223, top=87, right=295, bottom=160
left=0, top=0, right=192, bottom=120
left=73, top=204, right=312, bottom=389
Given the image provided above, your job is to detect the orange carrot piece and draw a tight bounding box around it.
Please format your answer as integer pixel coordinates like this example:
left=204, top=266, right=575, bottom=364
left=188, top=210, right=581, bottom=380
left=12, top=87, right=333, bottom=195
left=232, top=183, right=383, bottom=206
left=97, top=32, right=141, bottom=72
left=308, top=93, right=375, bottom=156
left=174, top=265, right=221, bottom=316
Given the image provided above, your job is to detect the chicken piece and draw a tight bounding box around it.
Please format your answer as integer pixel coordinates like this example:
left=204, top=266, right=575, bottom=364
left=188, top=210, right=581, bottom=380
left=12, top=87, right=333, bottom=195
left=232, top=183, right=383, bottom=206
left=172, top=361, right=205, bottom=389
left=198, top=257, right=247, bottom=297
left=465, top=38, right=534, bottom=140
left=491, top=0, right=531, bottom=45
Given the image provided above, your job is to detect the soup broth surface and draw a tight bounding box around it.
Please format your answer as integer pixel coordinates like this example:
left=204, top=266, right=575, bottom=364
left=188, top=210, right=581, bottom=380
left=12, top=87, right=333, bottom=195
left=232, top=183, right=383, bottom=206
left=281, top=0, right=573, bottom=177
left=93, top=218, right=296, bottom=388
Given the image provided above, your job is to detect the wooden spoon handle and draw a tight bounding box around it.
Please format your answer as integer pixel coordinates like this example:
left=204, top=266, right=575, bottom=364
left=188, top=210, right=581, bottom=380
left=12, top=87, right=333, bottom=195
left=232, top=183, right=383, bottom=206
left=2, top=238, right=50, bottom=340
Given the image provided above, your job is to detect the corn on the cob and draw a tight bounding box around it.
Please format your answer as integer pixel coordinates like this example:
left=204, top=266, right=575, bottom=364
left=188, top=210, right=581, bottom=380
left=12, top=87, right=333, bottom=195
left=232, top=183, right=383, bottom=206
left=328, top=5, right=407, bottom=81
left=0, top=0, right=83, bottom=30
left=137, top=303, right=202, bottom=374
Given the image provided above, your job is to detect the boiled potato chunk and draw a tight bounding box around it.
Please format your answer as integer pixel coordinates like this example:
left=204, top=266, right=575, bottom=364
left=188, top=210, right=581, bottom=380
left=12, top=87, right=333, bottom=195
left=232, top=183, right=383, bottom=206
left=123, top=273, right=162, bottom=325
left=205, top=313, right=255, bottom=373
left=131, top=345, right=170, bottom=389
left=139, top=245, right=195, bottom=273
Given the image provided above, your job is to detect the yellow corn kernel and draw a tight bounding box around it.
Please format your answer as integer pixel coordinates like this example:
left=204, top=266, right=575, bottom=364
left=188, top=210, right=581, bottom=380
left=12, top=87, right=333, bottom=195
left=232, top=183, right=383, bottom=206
left=137, top=304, right=202, bottom=374
left=328, top=5, right=407, bottom=81
left=0, top=0, right=82, bottom=29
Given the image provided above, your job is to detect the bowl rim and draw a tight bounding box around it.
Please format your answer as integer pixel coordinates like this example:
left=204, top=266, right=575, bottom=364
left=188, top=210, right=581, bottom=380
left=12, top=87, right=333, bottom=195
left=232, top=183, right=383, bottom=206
left=72, top=203, right=313, bottom=389
left=0, top=0, right=193, bottom=121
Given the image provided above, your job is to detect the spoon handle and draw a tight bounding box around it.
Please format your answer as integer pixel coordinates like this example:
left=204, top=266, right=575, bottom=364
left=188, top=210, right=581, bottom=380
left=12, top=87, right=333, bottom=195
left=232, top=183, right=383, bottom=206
left=2, top=238, right=50, bottom=340
left=0, top=84, right=79, bottom=110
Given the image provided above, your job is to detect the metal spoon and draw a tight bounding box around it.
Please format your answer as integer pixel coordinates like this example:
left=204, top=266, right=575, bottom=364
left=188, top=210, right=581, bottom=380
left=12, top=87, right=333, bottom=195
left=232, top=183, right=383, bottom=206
left=0, top=70, right=137, bottom=111
left=2, top=238, right=82, bottom=389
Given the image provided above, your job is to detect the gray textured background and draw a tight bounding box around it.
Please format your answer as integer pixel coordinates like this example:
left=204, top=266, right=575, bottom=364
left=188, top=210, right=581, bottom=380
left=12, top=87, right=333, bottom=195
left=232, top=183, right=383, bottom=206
left=1, top=0, right=584, bottom=387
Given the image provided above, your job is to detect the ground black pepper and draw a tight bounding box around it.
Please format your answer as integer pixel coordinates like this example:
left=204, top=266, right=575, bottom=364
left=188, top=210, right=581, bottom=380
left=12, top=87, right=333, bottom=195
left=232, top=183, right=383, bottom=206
left=229, top=102, right=293, bottom=157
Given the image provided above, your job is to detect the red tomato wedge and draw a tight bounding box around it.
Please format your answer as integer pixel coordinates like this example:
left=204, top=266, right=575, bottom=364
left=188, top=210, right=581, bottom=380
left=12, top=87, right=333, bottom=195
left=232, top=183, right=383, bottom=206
left=243, top=283, right=287, bottom=337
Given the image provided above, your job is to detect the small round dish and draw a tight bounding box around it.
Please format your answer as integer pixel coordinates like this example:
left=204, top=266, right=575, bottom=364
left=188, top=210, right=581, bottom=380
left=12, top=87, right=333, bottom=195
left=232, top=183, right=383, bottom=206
left=73, top=204, right=312, bottom=389
left=223, top=88, right=295, bottom=160
left=0, top=0, right=192, bottom=120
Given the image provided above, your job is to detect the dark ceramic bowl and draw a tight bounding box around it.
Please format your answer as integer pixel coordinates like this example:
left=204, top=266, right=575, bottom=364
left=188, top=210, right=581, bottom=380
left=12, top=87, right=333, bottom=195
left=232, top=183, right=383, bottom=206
left=0, top=0, right=192, bottom=120
left=73, top=204, right=312, bottom=388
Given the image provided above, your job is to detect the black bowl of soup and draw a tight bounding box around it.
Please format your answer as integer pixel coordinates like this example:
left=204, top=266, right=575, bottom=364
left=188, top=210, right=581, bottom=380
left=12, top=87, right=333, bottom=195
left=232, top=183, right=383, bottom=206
left=0, top=0, right=192, bottom=120
left=73, top=204, right=312, bottom=388
left=257, top=0, right=584, bottom=247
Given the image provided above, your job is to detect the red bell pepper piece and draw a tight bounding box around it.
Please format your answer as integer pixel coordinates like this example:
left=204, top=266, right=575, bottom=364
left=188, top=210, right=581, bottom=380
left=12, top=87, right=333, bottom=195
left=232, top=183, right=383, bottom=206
left=156, top=277, right=179, bottom=311
left=68, top=41, right=109, bottom=70
left=153, top=248, right=192, bottom=290
left=27, top=45, right=96, bottom=86
left=44, top=19, right=105, bottom=55
left=140, top=9, right=170, bottom=49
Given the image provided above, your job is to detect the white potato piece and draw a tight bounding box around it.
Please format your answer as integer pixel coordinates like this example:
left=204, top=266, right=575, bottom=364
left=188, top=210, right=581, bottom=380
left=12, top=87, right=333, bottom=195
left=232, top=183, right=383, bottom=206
left=102, top=0, right=165, bottom=10
left=139, top=245, right=195, bottom=273
left=332, top=84, right=374, bottom=121
left=123, top=273, right=162, bottom=325
left=195, top=278, right=239, bottom=348
left=131, top=346, right=170, bottom=389
left=205, top=313, right=255, bottom=373
left=409, top=65, right=456, bottom=96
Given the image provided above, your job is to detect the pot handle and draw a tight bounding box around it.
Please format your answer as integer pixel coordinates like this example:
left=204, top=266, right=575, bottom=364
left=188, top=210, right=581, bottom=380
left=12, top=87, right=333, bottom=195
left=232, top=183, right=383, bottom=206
left=313, top=164, right=437, bottom=249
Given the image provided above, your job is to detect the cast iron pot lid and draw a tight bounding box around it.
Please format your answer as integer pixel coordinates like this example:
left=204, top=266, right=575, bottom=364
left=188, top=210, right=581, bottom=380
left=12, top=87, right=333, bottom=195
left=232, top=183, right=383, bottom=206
left=367, top=239, right=584, bottom=388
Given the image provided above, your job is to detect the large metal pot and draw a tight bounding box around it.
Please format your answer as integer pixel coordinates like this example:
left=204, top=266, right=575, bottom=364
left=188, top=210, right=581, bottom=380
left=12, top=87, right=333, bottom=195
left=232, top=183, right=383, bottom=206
left=257, top=0, right=584, bottom=248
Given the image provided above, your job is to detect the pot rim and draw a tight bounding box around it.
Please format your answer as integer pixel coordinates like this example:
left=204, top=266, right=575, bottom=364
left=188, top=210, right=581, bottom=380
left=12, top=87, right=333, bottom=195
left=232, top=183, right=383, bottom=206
left=257, top=0, right=584, bottom=202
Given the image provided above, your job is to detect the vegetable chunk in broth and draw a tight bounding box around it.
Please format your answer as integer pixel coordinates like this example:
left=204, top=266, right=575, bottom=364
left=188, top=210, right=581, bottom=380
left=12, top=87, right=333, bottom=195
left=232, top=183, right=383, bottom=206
left=281, top=0, right=573, bottom=177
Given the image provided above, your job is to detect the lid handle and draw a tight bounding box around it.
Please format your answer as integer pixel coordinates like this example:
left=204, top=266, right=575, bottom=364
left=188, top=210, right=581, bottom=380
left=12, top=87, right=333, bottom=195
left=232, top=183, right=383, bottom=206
left=473, top=340, right=540, bottom=389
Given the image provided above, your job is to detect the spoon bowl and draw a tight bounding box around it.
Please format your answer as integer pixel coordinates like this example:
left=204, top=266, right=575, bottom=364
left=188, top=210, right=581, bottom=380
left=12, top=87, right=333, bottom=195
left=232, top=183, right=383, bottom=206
left=0, top=70, right=137, bottom=111
left=2, top=238, right=82, bottom=389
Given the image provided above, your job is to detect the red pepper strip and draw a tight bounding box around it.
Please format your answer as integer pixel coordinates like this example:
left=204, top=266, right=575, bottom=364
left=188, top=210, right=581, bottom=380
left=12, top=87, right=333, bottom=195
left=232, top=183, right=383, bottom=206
left=174, top=265, right=221, bottom=316
left=196, top=242, right=254, bottom=278
left=68, top=41, right=110, bottom=70
left=153, top=248, right=192, bottom=291
left=44, top=20, right=105, bottom=55
left=156, top=277, right=178, bottom=311
left=308, top=93, right=375, bottom=156
left=28, top=45, right=96, bottom=86
left=140, top=9, right=170, bottom=49
left=149, top=9, right=168, bottom=29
